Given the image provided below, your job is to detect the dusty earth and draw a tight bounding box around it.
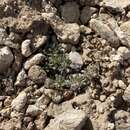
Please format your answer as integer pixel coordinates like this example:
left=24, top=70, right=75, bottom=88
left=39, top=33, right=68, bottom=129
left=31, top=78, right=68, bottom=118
left=0, top=0, right=130, bottom=130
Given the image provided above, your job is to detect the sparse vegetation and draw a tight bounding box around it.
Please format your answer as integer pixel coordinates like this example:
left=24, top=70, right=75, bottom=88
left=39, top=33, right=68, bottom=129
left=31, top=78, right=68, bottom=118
left=42, top=42, right=71, bottom=78
left=42, top=42, right=90, bottom=91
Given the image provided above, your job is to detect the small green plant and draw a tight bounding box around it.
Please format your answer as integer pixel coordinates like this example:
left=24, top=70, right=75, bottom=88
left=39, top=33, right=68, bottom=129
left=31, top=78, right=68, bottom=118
left=53, top=74, right=67, bottom=90
left=42, top=42, right=90, bottom=92
left=43, top=42, right=71, bottom=79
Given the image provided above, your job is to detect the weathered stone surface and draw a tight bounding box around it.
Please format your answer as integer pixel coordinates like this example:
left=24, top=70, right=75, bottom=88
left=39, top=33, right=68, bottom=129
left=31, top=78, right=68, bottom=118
left=114, top=110, right=130, bottom=130
left=43, top=88, right=63, bottom=104
left=26, top=105, right=42, bottom=116
left=28, top=65, right=46, bottom=84
left=0, top=28, right=7, bottom=44
left=24, top=53, right=45, bottom=70
left=123, top=84, right=130, bottom=103
left=102, top=0, right=130, bottom=13
left=80, top=25, right=92, bottom=35
left=61, top=2, right=80, bottom=23
left=80, top=6, right=96, bottom=24
left=45, top=109, right=88, bottom=130
left=47, top=92, right=91, bottom=117
left=4, top=40, right=20, bottom=49
left=11, top=91, right=27, bottom=112
left=0, top=1, right=130, bottom=130
left=15, top=69, right=28, bottom=86
left=107, top=18, right=129, bottom=47
left=33, top=36, right=47, bottom=49
left=120, top=21, right=130, bottom=47
left=21, top=39, right=32, bottom=57
left=0, top=46, right=14, bottom=74
left=90, top=19, right=120, bottom=48
left=56, top=23, right=80, bottom=44
left=0, top=118, right=22, bottom=130
left=117, top=47, right=130, bottom=60
left=42, top=13, right=80, bottom=44
left=69, top=51, right=83, bottom=69
left=35, top=112, right=47, bottom=130
left=35, top=94, right=51, bottom=110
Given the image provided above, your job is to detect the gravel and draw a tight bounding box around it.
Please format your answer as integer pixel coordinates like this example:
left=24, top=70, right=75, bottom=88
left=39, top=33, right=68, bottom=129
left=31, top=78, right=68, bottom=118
left=0, top=0, right=130, bottom=130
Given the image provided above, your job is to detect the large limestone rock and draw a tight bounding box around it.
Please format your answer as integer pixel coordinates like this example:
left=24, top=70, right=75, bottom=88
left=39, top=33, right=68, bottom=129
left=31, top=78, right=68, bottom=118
left=0, top=46, right=14, bottom=74
left=90, top=19, right=120, bottom=48
left=107, top=18, right=129, bottom=47
left=45, top=109, right=88, bottom=130
left=42, top=13, right=80, bottom=44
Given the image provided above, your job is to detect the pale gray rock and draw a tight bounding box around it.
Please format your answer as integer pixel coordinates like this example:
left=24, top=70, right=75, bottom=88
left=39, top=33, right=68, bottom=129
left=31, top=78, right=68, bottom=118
left=11, top=91, right=27, bottom=112
left=0, top=46, right=13, bottom=74
left=107, top=18, right=129, bottom=47
left=123, top=84, right=130, bottom=103
left=127, top=11, right=130, bottom=18
left=21, top=39, right=32, bottom=57
left=90, top=19, right=120, bottom=48
left=117, top=47, right=130, bottom=60
left=120, top=21, right=130, bottom=47
left=24, top=53, right=45, bottom=70
left=35, top=94, right=51, bottom=110
left=102, top=0, right=130, bottom=13
left=26, top=105, right=42, bottom=116
left=21, top=37, right=47, bottom=57
left=28, top=65, right=46, bottom=84
left=57, top=23, right=80, bottom=44
left=69, top=51, right=83, bottom=69
left=42, top=13, right=80, bottom=44
left=114, top=110, right=130, bottom=130
left=33, top=36, right=47, bottom=49
left=42, top=2, right=80, bottom=45
left=47, top=92, right=91, bottom=117
left=118, top=80, right=127, bottom=90
left=45, top=109, right=88, bottom=130
left=15, top=69, right=28, bottom=86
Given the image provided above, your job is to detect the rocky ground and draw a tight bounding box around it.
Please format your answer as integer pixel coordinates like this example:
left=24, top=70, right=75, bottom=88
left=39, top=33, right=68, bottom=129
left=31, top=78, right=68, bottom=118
left=0, top=0, right=130, bottom=130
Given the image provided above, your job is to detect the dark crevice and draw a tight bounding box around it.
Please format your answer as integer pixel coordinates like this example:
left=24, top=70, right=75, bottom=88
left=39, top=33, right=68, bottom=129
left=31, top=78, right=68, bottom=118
left=81, top=118, right=94, bottom=130
left=44, top=115, right=54, bottom=128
